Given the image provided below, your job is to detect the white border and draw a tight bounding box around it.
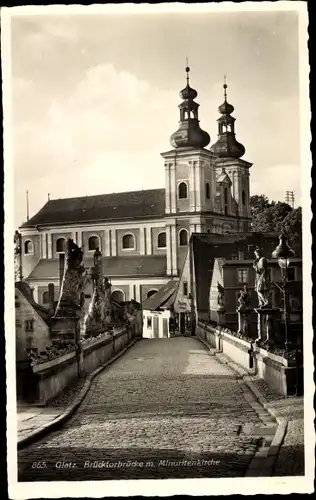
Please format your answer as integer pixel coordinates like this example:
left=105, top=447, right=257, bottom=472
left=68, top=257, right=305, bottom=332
left=3, top=2, right=313, bottom=497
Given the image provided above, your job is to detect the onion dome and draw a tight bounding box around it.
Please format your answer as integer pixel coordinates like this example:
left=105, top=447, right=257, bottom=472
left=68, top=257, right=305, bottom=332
left=210, top=78, right=245, bottom=159
left=170, top=65, right=210, bottom=149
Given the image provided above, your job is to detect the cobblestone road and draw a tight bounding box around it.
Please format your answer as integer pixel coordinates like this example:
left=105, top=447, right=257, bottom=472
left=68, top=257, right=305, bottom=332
left=18, top=338, right=276, bottom=481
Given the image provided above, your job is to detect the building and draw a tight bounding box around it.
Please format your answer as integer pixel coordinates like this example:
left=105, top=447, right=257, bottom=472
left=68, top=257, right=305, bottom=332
left=15, top=281, right=53, bottom=362
left=173, top=232, right=302, bottom=333
left=17, top=67, right=253, bottom=305
left=142, top=280, right=178, bottom=339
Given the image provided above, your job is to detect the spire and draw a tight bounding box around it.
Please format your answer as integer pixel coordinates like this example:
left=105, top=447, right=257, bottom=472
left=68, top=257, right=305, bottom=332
left=170, top=66, right=210, bottom=149
left=210, top=78, right=245, bottom=159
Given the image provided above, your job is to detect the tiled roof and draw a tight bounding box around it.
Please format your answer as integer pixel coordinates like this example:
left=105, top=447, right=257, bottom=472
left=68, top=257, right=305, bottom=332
left=15, top=281, right=50, bottom=324
left=142, top=280, right=179, bottom=310
left=27, top=255, right=167, bottom=280
left=20, top=188, right=166, bottom=228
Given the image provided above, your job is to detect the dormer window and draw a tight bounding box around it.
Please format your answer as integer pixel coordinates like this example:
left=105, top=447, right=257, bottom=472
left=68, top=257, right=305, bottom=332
left=178, top=182, right=188, bottom=200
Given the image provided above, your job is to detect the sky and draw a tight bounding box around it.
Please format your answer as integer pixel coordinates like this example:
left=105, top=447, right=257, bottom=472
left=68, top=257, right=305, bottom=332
left=8, top=8, right=303, bottom=227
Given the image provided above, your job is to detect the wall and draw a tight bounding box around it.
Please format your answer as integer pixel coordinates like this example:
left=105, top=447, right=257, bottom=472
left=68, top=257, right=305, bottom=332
left=21, top=234, right=41, bottom=279
left=15, top=289, right=51, bottom=362
left=196, top=322, right=302, bottom=396
left=31, top=326, right=139, bottom=405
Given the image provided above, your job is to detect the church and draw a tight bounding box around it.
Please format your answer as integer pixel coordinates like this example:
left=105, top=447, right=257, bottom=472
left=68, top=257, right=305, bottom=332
left=16, top=66, right=252, bottom=307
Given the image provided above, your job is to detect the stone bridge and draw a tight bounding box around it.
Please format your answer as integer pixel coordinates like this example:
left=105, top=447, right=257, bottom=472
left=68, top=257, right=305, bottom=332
left=18, top=336, right=278, bottom=481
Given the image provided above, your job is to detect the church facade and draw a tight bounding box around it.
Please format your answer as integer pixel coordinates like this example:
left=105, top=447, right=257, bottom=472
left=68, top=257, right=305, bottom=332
left=17, top=67, right=252, bottom=307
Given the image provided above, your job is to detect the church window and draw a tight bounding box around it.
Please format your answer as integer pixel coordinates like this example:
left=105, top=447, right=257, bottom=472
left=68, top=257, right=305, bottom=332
left=42, top=291, right=49, bottom=305
left=147, top=316, right=152, bottom=329
left=224, top=205, right=228, bottom=215
left=157, top=232, right=166, bottom=248
left=122, top=233, right=135, bottom=250
left=206, top=182, right=211, bottom=199
left=147, top=289, right=158, bottom=298
left=111, top=289, right=125, bottom=302
left=56, top=238, right=66, bottom=253
left=237, top=269, right=248, bottom=284
left=183, top=281, right=188, bottom=296
left=242, top=190, right=246, bottom=205
left=178, top=182, right=188, bottom=199
left=24, top=240, right=33, bottom=255
left=88, top=235, right=100, bottom=251
left=179, top=229, right=188, bottom=246
left=224, top=187, right=228, bottom=204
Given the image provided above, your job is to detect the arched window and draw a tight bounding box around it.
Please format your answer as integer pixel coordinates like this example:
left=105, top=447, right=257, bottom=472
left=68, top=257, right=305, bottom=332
left=56, top=238, right=66, bottom=253
left=88, top=235, right=100, bottom=251
left=111, top=290, right=125, bottom=303
left=122, top=233, right=135, bottom=250
left=157, top=232, right=166, bottom=248
left=179, top=229, right=188, bottom=246
left=224, top=187, right=228, bottom=204
left=24, top=240, right=33, bottom=255
left=242, top=190, right=246, bottom=206
left=42, top=291, right=49, bottom=305
left=178, top=182, right=188, bottom=199
left=206, top=182, right=211, bottom=199
left=147, top=289, right=158, bottom=298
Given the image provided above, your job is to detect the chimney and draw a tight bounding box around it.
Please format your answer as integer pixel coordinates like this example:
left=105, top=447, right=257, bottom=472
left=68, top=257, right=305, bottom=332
left=48, top=283, right=55, bottom=315
left=59, top=253, right=65, bottom=288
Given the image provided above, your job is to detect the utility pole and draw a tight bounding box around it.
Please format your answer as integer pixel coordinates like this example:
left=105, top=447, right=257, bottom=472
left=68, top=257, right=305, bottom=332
left=285, top=191, right=295, bottom=208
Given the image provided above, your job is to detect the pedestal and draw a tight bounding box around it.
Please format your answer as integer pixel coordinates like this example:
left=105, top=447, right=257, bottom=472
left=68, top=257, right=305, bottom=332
left=254, top=307, right=281, bottom=346
left=237, top=308, right=252, bottom=335
left=217, top=308, right=225, bottom=326
left=51, top=316, right=81, bottom=345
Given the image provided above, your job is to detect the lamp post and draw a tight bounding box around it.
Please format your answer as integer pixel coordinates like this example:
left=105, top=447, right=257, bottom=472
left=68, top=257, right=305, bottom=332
left=271, top=234, right=295, bottom=355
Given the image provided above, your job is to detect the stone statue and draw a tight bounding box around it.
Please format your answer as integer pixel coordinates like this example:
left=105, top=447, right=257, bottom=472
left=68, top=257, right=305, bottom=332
left=253, top=246, right=271, bottom=308
left=237, top=284, right=251, bottom=311
left=217, top=282, right=225, bottom=309
left=54, top=239, right=85, bottom=317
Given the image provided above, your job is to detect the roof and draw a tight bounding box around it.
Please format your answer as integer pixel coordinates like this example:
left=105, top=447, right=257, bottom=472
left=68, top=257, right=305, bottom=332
left=27, top=255, right=167, bottom=280
left=20, top=188, right=165, bottom=228
left=142, top=280, right=179, bottom=310
left=15, top=281, right=50, bottom=324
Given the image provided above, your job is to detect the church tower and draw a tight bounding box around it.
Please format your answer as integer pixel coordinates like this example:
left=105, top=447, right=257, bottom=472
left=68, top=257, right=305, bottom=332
left=161, top=65, right=216, bottom=276
left=210, top=79, right=252, bottom=228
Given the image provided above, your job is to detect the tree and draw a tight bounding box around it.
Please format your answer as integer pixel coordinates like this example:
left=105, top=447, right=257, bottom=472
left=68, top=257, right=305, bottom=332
left=250, top=195, right=270, bottom=218
left=276, top=206, right=302, bottom=243
left=250, top=195, right=302, bottom=246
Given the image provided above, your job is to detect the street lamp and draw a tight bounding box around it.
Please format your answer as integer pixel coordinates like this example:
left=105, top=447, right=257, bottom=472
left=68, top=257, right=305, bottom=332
left=272, top=234, right=295, bottom=355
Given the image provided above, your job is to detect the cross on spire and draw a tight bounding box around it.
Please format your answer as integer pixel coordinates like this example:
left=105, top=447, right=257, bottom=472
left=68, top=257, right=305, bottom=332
left=223, top=74, right=227, bottom=100
left=185, top=56, right=190, bottom=83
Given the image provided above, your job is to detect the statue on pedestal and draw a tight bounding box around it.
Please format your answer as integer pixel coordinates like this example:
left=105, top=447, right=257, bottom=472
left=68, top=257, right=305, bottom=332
left=54, top=239, right=85, bottom=318
left=237, top=284, right=251, bottom=311
left=253, top=246, right=271, bottom=308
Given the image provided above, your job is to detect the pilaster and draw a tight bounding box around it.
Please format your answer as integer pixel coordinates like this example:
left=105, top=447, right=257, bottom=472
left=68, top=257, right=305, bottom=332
left=146, top=227, right=152, bottom=255
left=104, top=229, right=111, bottom=256
left=47, top=234, right=53, bottom=258
left=140, top=227, right=146, bottom=255
left=110, top=229, right=117, bottom=256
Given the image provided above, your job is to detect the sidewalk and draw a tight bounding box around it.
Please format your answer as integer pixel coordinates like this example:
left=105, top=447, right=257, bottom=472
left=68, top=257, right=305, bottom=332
left=213, top=351, right=305, bottom=476
left=17, top=377, right=86, bottom=442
